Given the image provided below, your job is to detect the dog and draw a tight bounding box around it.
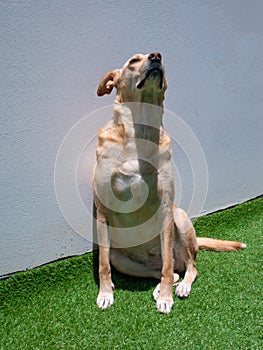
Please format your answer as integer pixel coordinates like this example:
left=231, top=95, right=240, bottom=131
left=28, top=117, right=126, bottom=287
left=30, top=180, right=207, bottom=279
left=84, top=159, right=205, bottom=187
left=93, top=52, right=246, bottom=313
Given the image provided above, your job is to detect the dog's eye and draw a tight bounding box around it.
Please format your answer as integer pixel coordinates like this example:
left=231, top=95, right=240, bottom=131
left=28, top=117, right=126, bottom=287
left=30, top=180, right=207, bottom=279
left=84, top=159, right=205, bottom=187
left=129, top=58, right=140, bottom=64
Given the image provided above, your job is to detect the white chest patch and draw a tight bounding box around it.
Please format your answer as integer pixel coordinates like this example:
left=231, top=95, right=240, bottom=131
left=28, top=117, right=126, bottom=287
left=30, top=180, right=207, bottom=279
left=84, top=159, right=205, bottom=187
left=111, top=159, right=159, bottom=213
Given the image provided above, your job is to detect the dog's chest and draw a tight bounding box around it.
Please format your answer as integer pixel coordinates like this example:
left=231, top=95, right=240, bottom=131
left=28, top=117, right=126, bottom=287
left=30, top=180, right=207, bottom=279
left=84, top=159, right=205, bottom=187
left=111, top=159, right=159, bottom=207
left=95, top=121, right=174, bottom=218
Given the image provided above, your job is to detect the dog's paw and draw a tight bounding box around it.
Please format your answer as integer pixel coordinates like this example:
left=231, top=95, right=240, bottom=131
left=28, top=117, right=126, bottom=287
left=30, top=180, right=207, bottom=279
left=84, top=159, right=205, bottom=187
left=156, top=298, right=174, bottom=314
left=175, top=281, right=191, bottom=298
left=153, top=274, right=179, bottom=302
left=153, top=283, right=174, bottom=313
left=173, top=273, right=180, bottom=285
left=96, top=292, right=114, bottom=310
left=97, top=283, right=115, bottom=310
left=153, top=283, right=161, bottom=301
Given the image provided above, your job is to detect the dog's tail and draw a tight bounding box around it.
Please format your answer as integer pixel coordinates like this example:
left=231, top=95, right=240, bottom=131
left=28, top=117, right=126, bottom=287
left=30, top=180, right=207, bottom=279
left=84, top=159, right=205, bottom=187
left=197, top=237, right=247, bottom=252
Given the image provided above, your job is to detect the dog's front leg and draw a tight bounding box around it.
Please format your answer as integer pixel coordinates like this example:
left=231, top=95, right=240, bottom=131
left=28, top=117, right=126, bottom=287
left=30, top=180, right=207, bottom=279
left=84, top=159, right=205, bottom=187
left=156, top=217, right=174, bottom=314
left=96, top=212, right=114, bottom=310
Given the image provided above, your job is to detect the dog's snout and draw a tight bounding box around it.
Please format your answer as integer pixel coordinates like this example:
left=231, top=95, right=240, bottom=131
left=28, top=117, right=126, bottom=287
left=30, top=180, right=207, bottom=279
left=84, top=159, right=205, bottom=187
left=148, top=52, right=162, bottom=62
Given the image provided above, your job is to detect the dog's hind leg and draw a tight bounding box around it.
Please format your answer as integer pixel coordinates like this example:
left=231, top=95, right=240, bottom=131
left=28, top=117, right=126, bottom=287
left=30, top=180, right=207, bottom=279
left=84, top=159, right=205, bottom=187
left=173, top=207, right=199, bottom=298
left=111, top=248, right=179, bottom=310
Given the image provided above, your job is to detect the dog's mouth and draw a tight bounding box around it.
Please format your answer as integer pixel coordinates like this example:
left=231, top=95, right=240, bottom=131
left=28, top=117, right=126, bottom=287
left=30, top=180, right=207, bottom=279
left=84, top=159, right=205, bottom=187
left=136, top=65, right=164, bottom=90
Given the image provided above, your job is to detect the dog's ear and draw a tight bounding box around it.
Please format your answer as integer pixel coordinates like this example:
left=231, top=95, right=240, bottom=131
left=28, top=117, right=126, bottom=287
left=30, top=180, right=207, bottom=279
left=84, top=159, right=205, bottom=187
left=97, top=69, right=121, bottom=96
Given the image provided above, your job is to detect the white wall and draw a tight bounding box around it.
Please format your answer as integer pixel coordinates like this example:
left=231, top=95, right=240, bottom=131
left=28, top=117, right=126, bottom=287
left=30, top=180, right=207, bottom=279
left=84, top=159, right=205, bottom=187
left=1, top=1, right=262, bottom=276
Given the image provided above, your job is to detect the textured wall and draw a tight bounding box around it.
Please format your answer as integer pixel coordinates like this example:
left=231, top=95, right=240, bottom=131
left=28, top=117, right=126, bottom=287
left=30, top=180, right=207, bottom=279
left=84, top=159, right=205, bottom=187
left=1, top=1, right=262, bottom=276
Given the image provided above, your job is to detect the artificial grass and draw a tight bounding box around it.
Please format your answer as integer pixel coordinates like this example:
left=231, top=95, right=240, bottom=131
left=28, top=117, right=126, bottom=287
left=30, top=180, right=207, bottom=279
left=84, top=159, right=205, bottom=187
left=1, top=197, right=262, bottom=349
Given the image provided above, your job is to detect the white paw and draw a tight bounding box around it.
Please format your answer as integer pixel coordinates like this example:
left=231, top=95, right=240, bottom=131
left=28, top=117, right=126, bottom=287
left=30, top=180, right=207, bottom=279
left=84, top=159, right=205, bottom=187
left=153, top=274, right=179, bottom=302
left=153, top=283, right=161, bottom=301
left=97, top=283, right=115, bottom=310
left=173, top=273, right=180, bottom=285
left=175, top=281, right=191, bottom=298
left=96, top=292, right=114, bottom=310
left=156, top=298, right=174, bottom=314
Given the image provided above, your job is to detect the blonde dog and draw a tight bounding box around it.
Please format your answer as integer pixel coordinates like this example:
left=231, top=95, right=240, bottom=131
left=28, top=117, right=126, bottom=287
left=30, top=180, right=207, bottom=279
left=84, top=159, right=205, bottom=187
left=93, top=52, right=246, bottom=313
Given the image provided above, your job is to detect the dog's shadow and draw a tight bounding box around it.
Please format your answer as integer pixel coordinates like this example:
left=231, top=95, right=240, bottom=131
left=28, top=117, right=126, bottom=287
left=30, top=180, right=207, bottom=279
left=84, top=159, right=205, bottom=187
left=92, top=249, right=157, bottom=293
left=92, top=251, right=157, bottom=292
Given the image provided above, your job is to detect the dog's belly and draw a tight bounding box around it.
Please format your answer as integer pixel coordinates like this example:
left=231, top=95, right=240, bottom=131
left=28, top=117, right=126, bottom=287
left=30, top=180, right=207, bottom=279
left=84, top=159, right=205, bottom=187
left=121, top=236, right=163, bottom=270
left=112, top=236, right=178, bottom=273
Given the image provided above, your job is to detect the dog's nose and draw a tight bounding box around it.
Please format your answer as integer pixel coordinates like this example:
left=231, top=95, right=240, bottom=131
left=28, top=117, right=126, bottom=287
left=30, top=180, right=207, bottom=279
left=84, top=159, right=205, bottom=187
left=148, top=52, right=162, bottom=62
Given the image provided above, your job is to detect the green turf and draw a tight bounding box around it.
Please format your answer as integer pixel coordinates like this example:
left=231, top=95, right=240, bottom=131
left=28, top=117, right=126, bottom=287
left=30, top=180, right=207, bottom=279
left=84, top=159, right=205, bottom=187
left=1, top=197, right=262, bottom=349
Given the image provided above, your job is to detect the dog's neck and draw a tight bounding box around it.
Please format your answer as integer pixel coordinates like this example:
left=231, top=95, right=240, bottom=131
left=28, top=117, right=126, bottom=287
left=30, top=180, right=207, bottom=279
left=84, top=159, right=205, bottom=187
left=112, top=100, right=164, bottom=159
left=139, top=90, right=164, bottom=106
left=113, top=100, right=164, bottom=131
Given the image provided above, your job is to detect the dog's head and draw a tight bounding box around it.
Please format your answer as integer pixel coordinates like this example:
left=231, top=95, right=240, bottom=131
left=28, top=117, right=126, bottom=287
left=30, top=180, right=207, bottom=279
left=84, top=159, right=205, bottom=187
left=97, top=52, right=167, bottom=105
